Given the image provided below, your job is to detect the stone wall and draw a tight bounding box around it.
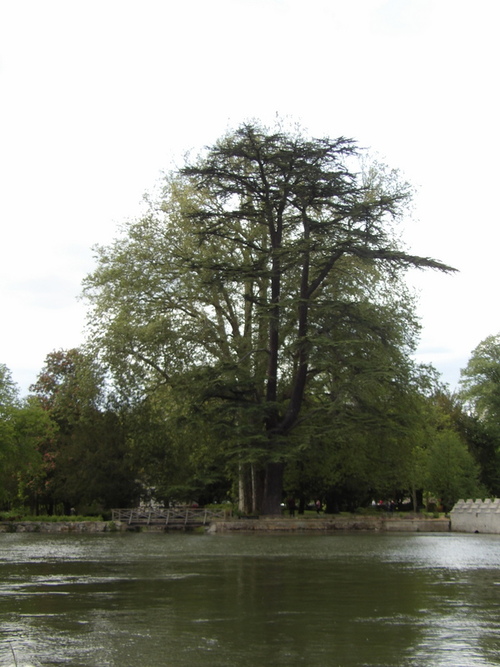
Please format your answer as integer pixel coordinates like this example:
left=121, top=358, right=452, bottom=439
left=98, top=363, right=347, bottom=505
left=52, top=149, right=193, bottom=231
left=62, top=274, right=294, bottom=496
left=0, top=516, right=453, bottom=534
left=0, top=521, right=116, bottom=533
left=450, top=498, right=500, bottom=533
left=209, top=517, right=450, bottom=533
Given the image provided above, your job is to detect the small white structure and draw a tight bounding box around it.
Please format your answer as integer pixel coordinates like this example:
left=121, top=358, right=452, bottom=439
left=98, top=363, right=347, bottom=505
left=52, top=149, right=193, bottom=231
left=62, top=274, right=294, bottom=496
left=450, top=498, right=500, bottom=533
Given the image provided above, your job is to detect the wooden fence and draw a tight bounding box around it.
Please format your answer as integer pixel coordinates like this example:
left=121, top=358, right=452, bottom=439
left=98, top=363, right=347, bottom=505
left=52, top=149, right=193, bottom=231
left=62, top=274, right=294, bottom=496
left=111, top=506, right=230, bottom=526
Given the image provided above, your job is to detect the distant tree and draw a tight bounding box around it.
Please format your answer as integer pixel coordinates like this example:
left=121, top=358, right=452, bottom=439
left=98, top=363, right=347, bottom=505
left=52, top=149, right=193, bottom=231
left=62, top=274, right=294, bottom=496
left=50, top=410, right=139, bottom=513
left=0, top=363, right=21, bottom=505
left=408, top=387, right=485, bottom=511
left=457, top=335, right=500, bottom=494
left=6, top=397, right=54, bottom=511
left=30, top=349, right=104, bottom=430
left=464, top=418, right=500, bottom=496
left=0, top=363, right=18, bottom=461
left=83, top=121, right=455, bottom=514
left=29, top=349, right=138, bottom=514
left=0, top=363, right=18, bottom=406
left=124, top=386, right=232, bottom=506
left=460, top=335, right=500, bottom=434
left=0, top=364, right=50, bottom=508
left=425, top=429, right=483, bottom=512
left=284, top=363, right=443, bottom=512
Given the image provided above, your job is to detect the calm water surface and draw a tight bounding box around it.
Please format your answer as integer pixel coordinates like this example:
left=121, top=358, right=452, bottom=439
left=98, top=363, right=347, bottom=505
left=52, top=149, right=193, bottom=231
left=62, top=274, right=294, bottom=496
left=1, top=531, right=500, bottom=666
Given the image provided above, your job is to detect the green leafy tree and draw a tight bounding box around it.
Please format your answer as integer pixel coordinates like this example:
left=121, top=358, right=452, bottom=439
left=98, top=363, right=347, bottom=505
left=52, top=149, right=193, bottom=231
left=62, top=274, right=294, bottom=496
left=83, top=121, right=455, bottom=514
left=284, top=363, right=441, bottom=512
left=0, top=363, right=22, bottom=505
left=464, top=418, right=500, bottom=495
left=0, top=364, right=51, bottom=508
left=457, top=335, right=500, bottom=494
left=460, top=335, right=500, bottom=434
left=29, top=349, right=138, bottom=514
left=30, top=348, right=104, bottom=429
left=407, top=388, right=485, bottom=512
left=0, top=363, right=19, bottom=471
left=7, top=398, right=55, bottom=511
left=425, top=429, right=483, bottom=512
left=0, top=363, right=18, bottom=405
left=124, top=386, right=232, bottom=505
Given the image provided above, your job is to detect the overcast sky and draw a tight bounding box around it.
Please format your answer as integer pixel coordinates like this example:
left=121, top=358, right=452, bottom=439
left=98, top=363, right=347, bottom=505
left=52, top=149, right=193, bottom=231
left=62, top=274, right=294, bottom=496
left=1, top=0, right=498, bottom=395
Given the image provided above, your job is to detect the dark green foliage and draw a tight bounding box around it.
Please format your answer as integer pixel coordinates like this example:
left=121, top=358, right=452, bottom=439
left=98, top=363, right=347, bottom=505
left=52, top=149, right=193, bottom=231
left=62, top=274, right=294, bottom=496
left=456, top=337, right=500, bottom=496
left=83, top=121, right=455, bottom=514
left=27, top=349, right=139, bottom=514
left=0, top=364, right=50, bottom=509
left=124, top=387, right=232, bottom=505
left=460, top=335, right=500, bottom=437
left=51, top=411, right=140, bottom=513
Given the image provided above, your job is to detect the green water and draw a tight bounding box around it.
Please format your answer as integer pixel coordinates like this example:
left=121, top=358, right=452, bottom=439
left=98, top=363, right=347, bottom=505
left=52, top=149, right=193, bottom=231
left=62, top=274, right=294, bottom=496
left=1, top=531, right=500, bottom=666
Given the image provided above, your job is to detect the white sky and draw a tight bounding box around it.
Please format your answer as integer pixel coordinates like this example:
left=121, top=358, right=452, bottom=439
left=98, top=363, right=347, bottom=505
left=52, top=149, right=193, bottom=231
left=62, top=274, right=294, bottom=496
left=1, top=0, right=498, bottom=395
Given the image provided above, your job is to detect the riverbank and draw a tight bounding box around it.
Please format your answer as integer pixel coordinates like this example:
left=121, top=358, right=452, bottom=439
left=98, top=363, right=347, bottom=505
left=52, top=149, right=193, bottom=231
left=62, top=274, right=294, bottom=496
left=0, top=515, right=451, bottom=533
left=0, top=520, right=115, bottom=533
left=208, top=516, right=451, bottom=533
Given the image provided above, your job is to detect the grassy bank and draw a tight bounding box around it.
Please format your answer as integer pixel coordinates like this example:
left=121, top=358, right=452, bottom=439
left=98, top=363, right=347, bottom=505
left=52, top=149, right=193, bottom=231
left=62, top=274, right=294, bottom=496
left=0, top=511, right=104, bottom=522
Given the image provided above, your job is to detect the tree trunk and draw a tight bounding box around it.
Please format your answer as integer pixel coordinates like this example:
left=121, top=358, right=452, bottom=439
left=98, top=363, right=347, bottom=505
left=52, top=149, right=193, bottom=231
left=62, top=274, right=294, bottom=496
left=251, top=464, right=265, bottom=515
left=238, top=462, right=252, bottom=514
left=238, top=462, right=266, bottom=515
left=260, top=461, right=285, bottom=515
left=411, top=485, right=418, bottom=513
left=325, top=490, right=340, bottom=514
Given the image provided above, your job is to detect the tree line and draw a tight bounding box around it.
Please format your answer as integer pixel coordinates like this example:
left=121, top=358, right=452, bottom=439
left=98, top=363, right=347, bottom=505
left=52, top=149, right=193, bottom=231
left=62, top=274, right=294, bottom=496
left=1, top=121, right=497, bottom=516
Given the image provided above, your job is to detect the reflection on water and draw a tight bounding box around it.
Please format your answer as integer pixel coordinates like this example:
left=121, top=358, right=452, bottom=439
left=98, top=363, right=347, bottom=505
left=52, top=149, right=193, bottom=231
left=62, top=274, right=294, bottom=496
left=1, top=532, right=500, bottom=666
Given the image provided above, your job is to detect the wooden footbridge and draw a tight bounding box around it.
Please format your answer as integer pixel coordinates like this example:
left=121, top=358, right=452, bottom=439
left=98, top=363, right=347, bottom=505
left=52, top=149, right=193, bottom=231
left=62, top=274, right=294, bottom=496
left=111, top=506, right=230, bottom=528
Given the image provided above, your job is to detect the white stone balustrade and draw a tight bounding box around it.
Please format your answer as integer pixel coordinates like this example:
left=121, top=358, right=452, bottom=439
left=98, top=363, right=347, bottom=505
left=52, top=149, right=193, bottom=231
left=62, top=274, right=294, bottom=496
left=450, top=498, right=500, bottom=533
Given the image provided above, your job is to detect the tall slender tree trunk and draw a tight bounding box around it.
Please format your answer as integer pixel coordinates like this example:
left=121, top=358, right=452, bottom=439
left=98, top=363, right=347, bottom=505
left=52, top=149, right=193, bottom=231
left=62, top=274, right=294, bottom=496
left=251, top=465, right=265, bottom=514
left=238, top=462, right=267, bottom=514
left=238, top=462, right=252, bottom=514
left=261, top=461, right=285, bottom=515
left=239, top=462, right=283, bottom=516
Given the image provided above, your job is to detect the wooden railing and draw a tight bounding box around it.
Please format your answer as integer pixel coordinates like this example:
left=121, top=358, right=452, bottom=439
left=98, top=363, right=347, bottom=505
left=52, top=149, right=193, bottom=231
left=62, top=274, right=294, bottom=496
left=111, top=506, right=230, bottom=526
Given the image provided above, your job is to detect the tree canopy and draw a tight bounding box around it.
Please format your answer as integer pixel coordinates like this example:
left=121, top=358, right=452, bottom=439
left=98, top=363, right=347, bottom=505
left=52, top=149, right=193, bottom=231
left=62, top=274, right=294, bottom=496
left=83, top=121, right=456, bottom=514
left=460, top=335, right=500, bottom=432
left=27, top=349, right=139, bottom=514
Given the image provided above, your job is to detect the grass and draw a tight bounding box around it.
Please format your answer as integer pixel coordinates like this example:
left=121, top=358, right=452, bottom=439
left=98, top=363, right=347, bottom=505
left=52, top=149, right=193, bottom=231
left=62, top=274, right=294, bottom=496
left=0, top=510, right=103, bottom=522
left=282, top=509, right=447, bottom=519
